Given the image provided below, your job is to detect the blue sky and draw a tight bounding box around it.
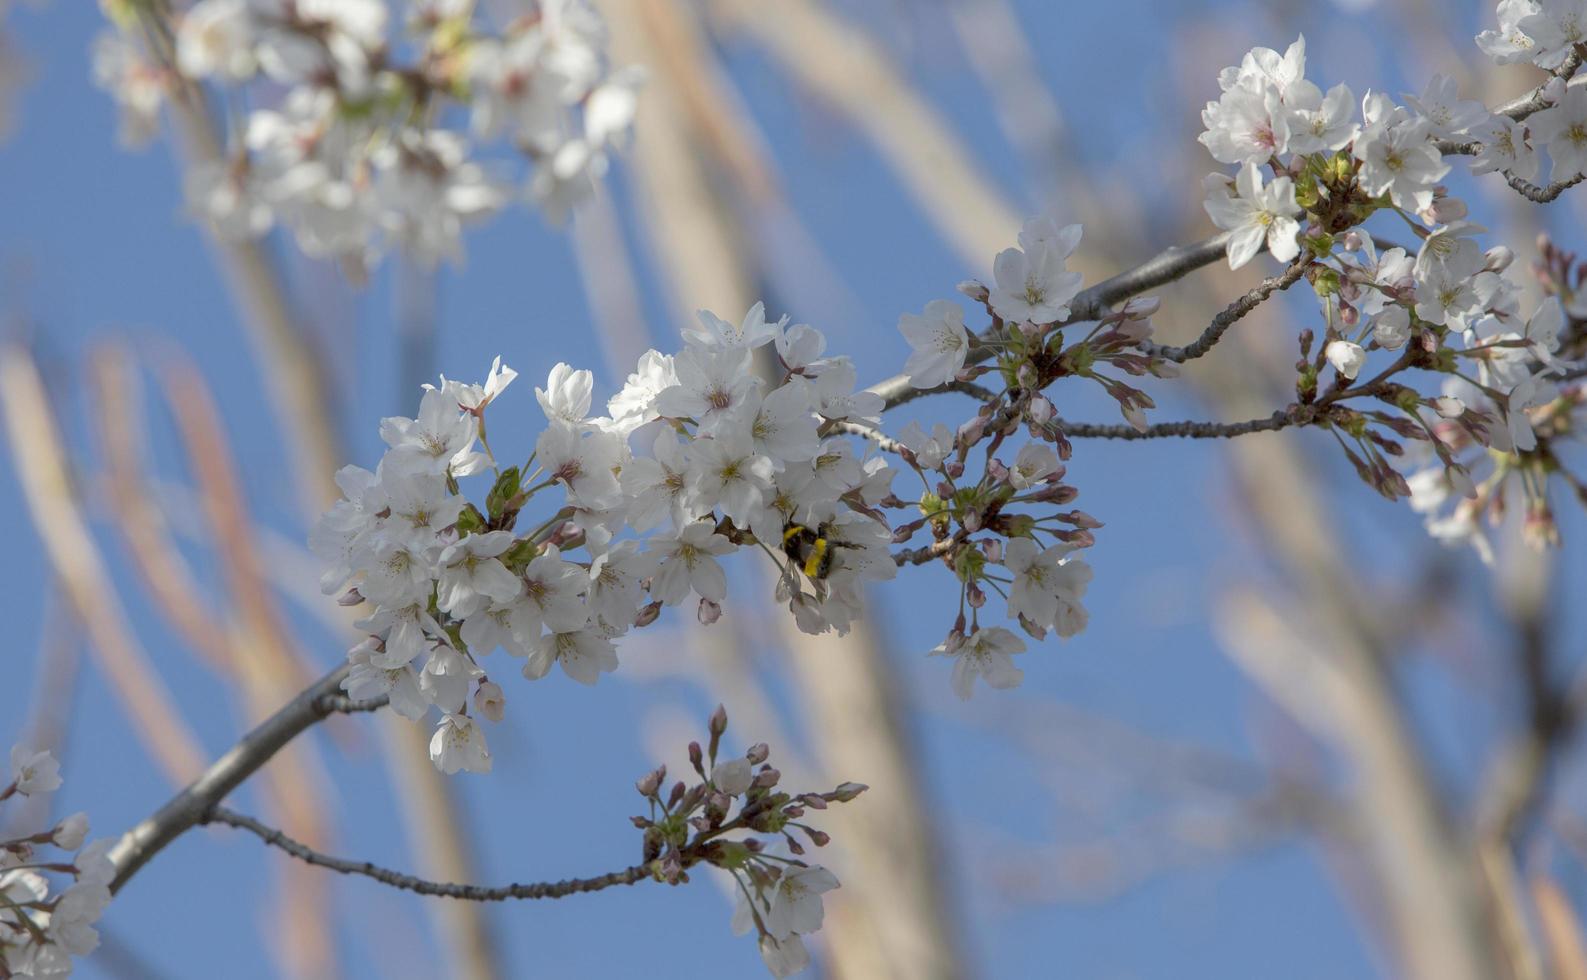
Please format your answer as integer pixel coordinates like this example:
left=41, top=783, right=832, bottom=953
left=2, top=0, right=1581, bottom=977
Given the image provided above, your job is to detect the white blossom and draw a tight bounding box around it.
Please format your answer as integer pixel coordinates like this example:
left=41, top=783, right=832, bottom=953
left=931, top=627, right=1027, bottom=699
left=898, top=299, right=969, bottom=389
left=1528, top=86, right=1587, bottom=179
left=1203, top=163, right=1302, bottom=270
left=683, top=301, right=785, bottom=352
left=9, top=746, right=60, bottom=796
left=650, top=523, right=735, bottom=605
left=524, top=626, right=619, bottom=685
left=536, top=363, right=596, bottom=427
left=429, top=714, right=492, bottom=774
left=989, top=233, right=1084, bottom=325
left=1325, top=340, right=1368, bottom=380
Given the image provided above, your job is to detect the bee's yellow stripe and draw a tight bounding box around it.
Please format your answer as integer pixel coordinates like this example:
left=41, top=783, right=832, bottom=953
left=802, top=538, right=828, bottom=577
left=783, top=525, right=806, bottom=542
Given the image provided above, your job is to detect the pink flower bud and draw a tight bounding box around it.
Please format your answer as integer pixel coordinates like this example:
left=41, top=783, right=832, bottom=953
left=636, top=765, right=666, bottom=797
left=746, top=742, right=770, bottom=765
left=1027, top=395, right=1056, bottom=424
left=634, top=600, right=663, bottom=628
left=1342, top=230, right=1365, bottom=252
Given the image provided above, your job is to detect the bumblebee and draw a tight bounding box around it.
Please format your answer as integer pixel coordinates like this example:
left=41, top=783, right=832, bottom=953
left=782, top=522, right=856, bottom=582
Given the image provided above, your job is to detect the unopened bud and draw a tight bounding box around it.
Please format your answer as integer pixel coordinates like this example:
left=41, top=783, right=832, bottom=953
left=966, top=582, right=987, bottom=608
left=830, top=782, right=868, bottom=802
left=803, top=828, right=831, bottom=847
left=979, top=538, right=1003, bottom=564
left=689, top=741, right=705, bottom=775
left=1485, top=246, right=1515, bottom=273
left=956, top=279, right=990, bottom=302
left=746, top=742, right=770, bottom=765
left=708, top=703, right=729, bottom=737
left=1063, top=510, right=1104, bottom=529
left=962, top=508, right=982, bottom=532
left=752, top=767, right=781, bottom=789
left=52, top=813, right=89, bottom=851
left=474, top=680, right=506, bottom=722
left=668, top=781, right=686, bottom=809
left=1027, top=395, right=1056, bottom=424
left=1342, top=230, right=1365, bottom=252
left=697, top=598, right=722, bottom=625
left=1016, top=363, right=1038, bottom=389
left=338, top=588, right=366, bottom=607
left=1435, top=396, right=1465, bottom=418
left=634, top=601, right=662, bottom=628
left=958, top=416, right=986, bottom=446
left=636, top=765, right=666, bottom=798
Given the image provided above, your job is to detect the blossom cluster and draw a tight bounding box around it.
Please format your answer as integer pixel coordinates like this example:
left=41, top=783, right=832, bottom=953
left=1196, top=30, right=1587, bottom=561
left=631, top=706, right=863, bottom=978
left=93, top=0, right=639, bottom=267
left=0, top=745, right=111, bottom=978
left=316, top=304, right=916, bottom=773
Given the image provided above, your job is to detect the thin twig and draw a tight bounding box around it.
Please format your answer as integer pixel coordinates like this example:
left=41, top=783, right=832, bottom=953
left=204, top=806, right=652, bottom=901
left=1140, top=261, right=1310, bottom=363
left=107, top=664, right=377, bottom=893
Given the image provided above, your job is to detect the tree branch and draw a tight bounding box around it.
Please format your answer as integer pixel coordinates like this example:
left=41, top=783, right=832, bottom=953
left=1062, top=411, right=1295, bottom=440
left=107, top=663, right=384, bottom=894
left=204, top=806, right=652, bottom=901
left=1140, top=261, right=1310, bottom=363
left=868, top=232, right=1238, bottom=409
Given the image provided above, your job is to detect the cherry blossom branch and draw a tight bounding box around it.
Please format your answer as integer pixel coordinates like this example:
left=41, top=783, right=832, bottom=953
left=1503, top=171, right=1587, bottom=204
left=204, top=806, right=651, bottom=901
left=868, top=232, right=1237, bottom=408
left=883, top=379, right=999, bottom=409
left=1139, top=260, right=1310, bottom=363
left=106, top=663, right=382, bottom=894
left=1061, top=411, right=1295, bottom=440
